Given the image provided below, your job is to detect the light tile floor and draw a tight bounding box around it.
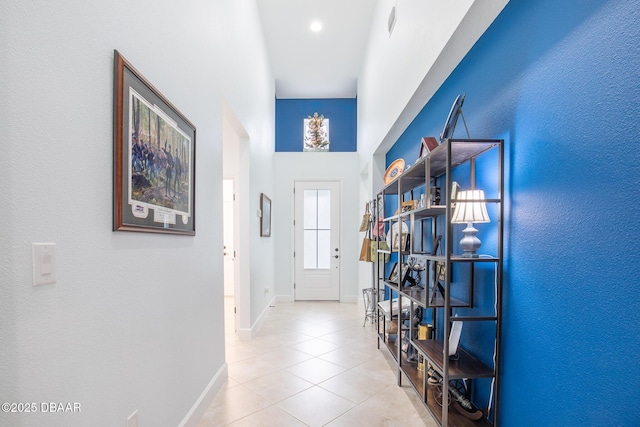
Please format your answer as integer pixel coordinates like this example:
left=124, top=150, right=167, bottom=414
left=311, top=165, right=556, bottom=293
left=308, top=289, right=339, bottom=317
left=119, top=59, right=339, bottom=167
left=197, top=298, right=436, bottom=426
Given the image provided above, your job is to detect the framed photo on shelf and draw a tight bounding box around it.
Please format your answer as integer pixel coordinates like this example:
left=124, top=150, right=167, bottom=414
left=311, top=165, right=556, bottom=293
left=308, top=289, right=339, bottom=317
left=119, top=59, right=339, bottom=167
left=387, top=221, right=407, bottom=250
left=388, top=262, right=410, bottom=285
left=431, top=234, right=442, bottom=255
left=436, top=261, right=447, bottom=281
left=388, top=262, right=400, bottom=282
left=260, top=193, right=271, bottom=237
left=392, top=231, right=409, bottom=251
left=113, top=50, right=196, bottom=235
left=429, top=261, right=451, bottom=305
left=449, top=319, right=463, bottom=357
left=394, top=200, right=416, bottom=215
left=450, top=181, right=461, bottom=209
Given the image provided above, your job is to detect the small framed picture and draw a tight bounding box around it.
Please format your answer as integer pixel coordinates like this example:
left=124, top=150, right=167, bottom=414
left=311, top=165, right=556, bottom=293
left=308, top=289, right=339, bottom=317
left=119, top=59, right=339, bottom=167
left=388, top=262, right=410, bottom=285
left=435, top=260, right=452, bottom=283
left=392, top=231, right=409, bottom=251
left=402, top=200, right=417, bottom=213
left=388, top=262, right=400, bottom=282
left=260, top=193, right=271, bottom=237
left=395, top=200, right=417, bottom=216
left=436, top=261, right=447, bottom=281
left=449, top=319, right=463, bottom=357
left=450, top=181, right=461, bottom=209
left=431, top=235, right=442, bottom=255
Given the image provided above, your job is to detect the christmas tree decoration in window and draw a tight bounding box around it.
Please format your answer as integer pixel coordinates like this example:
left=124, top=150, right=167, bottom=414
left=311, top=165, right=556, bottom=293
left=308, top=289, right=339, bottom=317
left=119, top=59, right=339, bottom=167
left=303, top=112, right=330, bottom=152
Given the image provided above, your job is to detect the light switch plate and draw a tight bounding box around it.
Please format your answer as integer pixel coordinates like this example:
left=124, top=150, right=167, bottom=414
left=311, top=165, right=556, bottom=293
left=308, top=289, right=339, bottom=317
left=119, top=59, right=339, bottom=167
left=32, top=243, right=56, bottom=286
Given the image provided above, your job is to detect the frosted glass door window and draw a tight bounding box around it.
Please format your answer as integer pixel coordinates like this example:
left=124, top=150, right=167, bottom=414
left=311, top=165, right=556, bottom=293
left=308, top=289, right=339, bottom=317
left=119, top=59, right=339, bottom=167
left=303, top=189, right=331, bottom=269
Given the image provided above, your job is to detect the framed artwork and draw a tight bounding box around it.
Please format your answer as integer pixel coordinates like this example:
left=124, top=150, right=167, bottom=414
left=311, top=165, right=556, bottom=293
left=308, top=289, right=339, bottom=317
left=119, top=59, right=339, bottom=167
left=260, top=193, right=271, bottom=237
left=113, top=50, right=196, bottom=235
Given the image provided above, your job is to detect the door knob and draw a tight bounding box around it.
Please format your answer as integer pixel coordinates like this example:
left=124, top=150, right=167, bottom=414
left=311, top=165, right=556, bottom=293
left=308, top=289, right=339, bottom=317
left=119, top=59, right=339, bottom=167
left=334, top=255, right=339, bottom=259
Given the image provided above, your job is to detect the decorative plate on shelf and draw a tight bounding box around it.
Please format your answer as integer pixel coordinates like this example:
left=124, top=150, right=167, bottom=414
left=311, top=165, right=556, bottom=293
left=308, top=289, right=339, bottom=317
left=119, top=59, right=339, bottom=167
left=439, top=94, right=465, bottom=142
left=383, top=159, right=405, bottom=185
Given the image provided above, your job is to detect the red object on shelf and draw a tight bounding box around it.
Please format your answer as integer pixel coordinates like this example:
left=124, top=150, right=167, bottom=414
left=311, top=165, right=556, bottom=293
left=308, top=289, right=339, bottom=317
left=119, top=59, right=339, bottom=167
left=419, top=137, right=439, bottom=158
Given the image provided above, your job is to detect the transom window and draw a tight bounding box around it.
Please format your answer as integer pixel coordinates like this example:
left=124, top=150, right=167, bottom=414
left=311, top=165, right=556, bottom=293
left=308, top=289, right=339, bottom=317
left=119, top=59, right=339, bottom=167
left=303, top=112, right=330, bottom=152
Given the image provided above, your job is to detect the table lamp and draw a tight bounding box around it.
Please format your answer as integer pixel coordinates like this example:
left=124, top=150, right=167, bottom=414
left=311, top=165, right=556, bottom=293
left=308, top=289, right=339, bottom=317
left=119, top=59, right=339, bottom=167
left=451, top=189, right=490, bottom=257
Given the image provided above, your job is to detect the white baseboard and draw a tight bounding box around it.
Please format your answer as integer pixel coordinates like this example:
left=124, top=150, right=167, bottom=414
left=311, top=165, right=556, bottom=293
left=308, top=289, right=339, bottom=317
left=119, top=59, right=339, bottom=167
left=237, top=328, right=252, bottom=341
left=276, top=294, right=294, bottom=303
left=238, top=296, right=276, bottom=341
left=341, top=294, right=358, bottom=303
left=277, top=294, right=357, bottom=303
left=178, top=363, right=228, bottom=427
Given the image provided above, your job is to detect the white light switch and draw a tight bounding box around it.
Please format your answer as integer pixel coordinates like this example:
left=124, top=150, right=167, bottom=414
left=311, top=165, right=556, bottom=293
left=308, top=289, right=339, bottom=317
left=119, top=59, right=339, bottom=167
left=32, top=243, right=56, bottom=286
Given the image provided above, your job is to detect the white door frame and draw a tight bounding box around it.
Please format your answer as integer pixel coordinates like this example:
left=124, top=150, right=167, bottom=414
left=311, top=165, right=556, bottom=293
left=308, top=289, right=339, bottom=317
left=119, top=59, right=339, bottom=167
left=292, top=179, right=342, bottom=301
left=223, top=178, right=238, bottom=332
left=222, top=101, right=250, bottom=340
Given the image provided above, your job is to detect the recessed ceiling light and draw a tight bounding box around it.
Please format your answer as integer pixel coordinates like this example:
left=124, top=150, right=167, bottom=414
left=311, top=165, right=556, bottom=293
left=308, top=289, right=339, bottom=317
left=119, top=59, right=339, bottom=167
left=310, top=21, right=322, bottom=32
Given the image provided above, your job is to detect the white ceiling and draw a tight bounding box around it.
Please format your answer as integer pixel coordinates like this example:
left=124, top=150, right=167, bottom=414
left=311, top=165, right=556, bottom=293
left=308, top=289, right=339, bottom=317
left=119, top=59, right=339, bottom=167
left=256, top=0, right=377, bottom=99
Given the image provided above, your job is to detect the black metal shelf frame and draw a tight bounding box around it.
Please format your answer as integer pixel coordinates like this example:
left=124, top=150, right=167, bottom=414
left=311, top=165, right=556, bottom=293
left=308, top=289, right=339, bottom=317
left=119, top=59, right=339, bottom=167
left=373, top=138, right=504, bottom=427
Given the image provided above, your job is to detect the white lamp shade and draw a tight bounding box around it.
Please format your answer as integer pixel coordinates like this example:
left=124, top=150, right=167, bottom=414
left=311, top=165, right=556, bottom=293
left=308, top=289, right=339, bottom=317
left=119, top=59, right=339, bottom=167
left=451, top=190, right=490, bottom=224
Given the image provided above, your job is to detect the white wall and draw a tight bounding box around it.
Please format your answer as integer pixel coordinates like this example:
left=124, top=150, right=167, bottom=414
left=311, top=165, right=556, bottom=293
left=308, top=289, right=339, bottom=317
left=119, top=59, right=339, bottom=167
left=357, top=0, right=510, bottom=160
left=0, top=1, right=274, bottom=426
left=273, top=153, right=360, bottom=302
left=216, top=4, right=277, bottom=336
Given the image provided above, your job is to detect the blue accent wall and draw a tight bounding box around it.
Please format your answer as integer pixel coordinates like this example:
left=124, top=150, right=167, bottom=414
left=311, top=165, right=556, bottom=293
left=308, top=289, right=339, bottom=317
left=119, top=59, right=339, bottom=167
left=385, top=0, right=640, bottom=425
left=276, top=98, right=357, bottom=152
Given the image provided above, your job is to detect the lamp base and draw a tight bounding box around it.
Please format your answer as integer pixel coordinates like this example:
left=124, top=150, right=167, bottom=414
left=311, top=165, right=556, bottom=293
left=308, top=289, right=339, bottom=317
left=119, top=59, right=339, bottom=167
left=459, top=222, right=481, bottom=258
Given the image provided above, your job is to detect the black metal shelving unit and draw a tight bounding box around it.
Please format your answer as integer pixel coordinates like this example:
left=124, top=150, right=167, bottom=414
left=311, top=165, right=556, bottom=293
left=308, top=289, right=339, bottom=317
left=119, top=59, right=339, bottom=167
left=374, top=138, right=504, bottom=426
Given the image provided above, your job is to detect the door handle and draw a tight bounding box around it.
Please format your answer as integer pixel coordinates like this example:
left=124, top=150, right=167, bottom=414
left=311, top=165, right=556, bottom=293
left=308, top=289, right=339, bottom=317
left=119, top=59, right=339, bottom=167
left=334, top=255, right=339, bottom=259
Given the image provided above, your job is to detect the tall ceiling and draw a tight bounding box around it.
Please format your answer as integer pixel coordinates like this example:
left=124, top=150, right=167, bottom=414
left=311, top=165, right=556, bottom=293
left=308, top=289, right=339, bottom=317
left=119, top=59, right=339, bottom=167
left=256, top=0, right=377, bottom=99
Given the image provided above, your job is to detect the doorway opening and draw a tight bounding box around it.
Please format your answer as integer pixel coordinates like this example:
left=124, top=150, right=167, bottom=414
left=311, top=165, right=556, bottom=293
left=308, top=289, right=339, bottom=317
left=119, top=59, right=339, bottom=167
left=223, top=179, right=236, bottom=334
left=222, top=101, right=250, bottom=341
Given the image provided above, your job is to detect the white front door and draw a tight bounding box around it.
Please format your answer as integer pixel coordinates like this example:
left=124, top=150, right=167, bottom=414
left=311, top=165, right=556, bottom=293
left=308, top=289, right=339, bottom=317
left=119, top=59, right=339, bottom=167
left=294, top=181, right=341, bottom=300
